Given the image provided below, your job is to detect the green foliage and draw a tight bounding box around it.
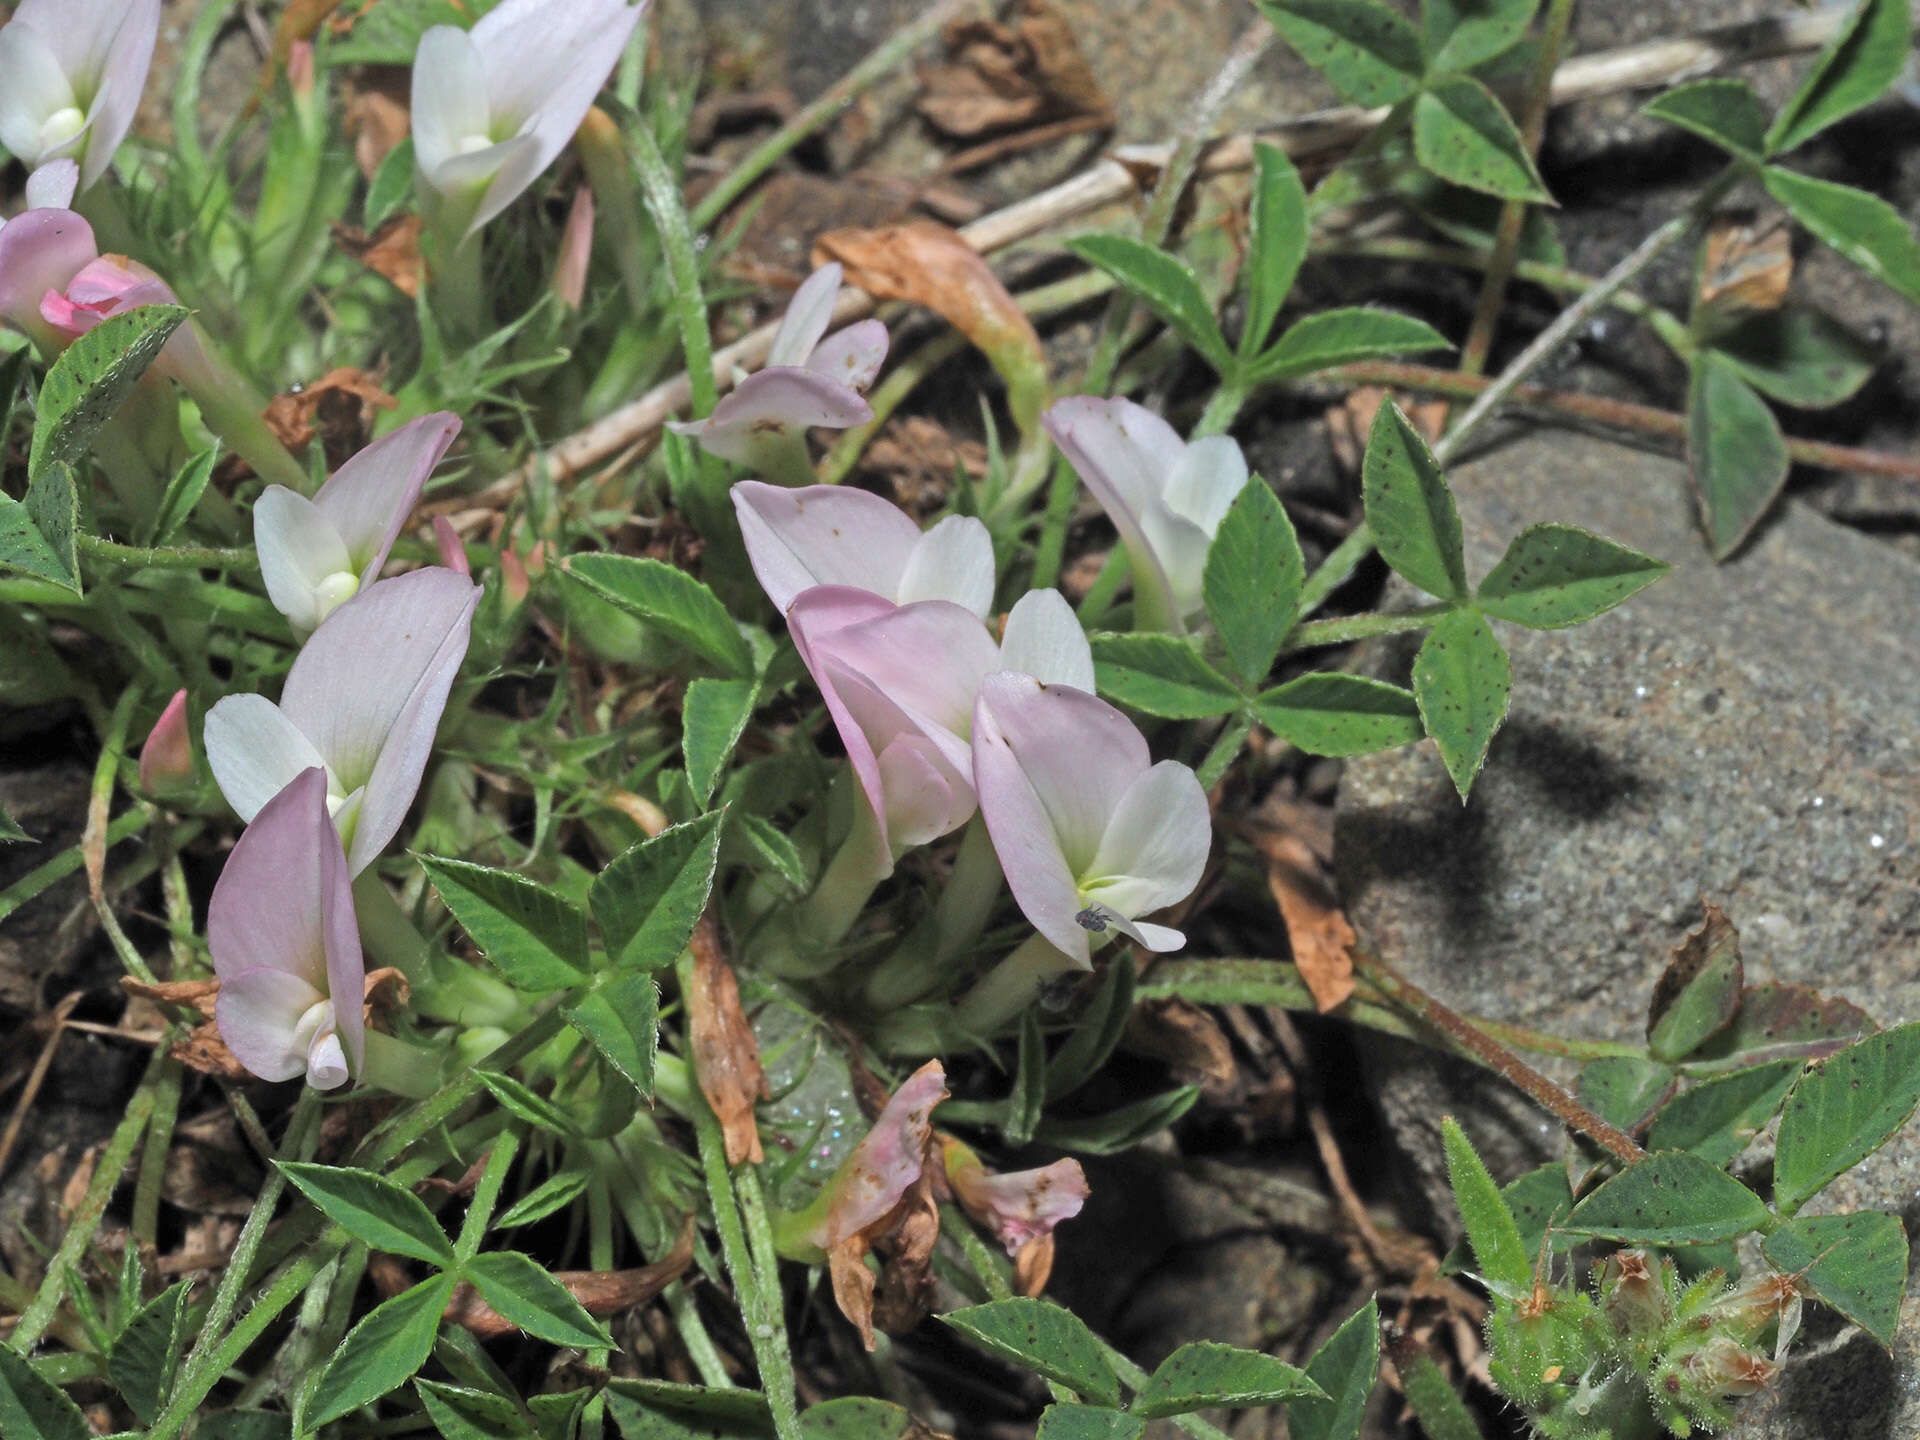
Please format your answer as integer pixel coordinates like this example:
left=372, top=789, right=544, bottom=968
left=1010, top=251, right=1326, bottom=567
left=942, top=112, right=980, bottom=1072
left=1063, top=233, right=1233, bottom=373
left=1361, top=401, right=1468, bottom=601
left=1645, top=1060, right=1802, bottom=1166
left=420, top=856, right=591, bottom=989
left=1474, top=524, right=1668, bottom=630
left=1642, top=79, right=1770, bottom=160
left=1129, top=1342, right=1323, bottom=1417
left=1412, top=608, right=1511, bottom=800
left=590, top=812, right=724, bottom=971
left=278, top=1162, right=458, bottom=1266
left=1761, top=1211, right=1908, bottom=1345
left=1250, top=307, right=1450, bottom=380
left=566, top=554, right=756, bottom=677
left=1253, top=0, right=1424, bottom=107
left=1090, top=633, right=1241, bottom=717
left=1563, top=1151, right=1772, bottom=1246
left=1765, top=0, right=1912, bottom=156
left=1773, top=1023, right=1920, bottom=1213
left=1255, top=674, right=1425, bottom=755
left=1286, top=1295, right=1380, bottom=1440
left=1687, top=349, right=1790, bottom=559
left=1762, top=166, right=1920, bottom=309
left=1442, top=1117, right=1531, bottom=1299
left=463, top=1252, right=614, bottom=1348
left=1203, top=478, right=1304, bottom=684
left=106, top=1281, right=188, bottom=1424
left=1412, top=76, right=1550, bottom=202
left=561, top=971, right=662, bottom=1096
left=1709, top=310, right=1878, bottom=409
left=1422, top=0, right=1538, bottom=74
left=941, top=1299, right=1123, bottom=1406
left=309, top=1275, right=457, bottom=1428
left=682, top=677, right=760, bottom=809
left=1242, top=143, right=1310, bottom=356
left=1036, top=1405, right=1144, bottom=1440
left=0, top=1345, right=93, bottom=1440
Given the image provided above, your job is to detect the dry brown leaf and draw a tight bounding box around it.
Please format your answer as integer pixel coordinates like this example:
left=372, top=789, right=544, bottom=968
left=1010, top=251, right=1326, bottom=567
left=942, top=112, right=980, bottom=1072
left=443, top=1216, right=695, bottom=1338
left=918, top=0, right=1109, bottom=139
left=344, top=83, right=409, bottom=178
left=1258, top=830, right=1356, bottom=1012
left=335, top=214, right=424, bottom=298
left=264, top=366, right=396, bottom=464
left=813, top=221, right=1047, bottom=430
left=1014, top=1233, right=1056, bottom=1296
left=170, top=1020, right=255, bottom=1081
left=1699, top=212, right=1792, bottom=317
left=869, top=1164, right=941, bottom=1340
left=1125, top=997, right=1239, bottom=1099
left=686, top=909, right=769, bottom=1166
left=121, top=976, right=220, bottom=1011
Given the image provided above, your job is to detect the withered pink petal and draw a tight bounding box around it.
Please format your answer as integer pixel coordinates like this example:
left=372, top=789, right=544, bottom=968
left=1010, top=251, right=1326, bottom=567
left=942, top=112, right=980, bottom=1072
left=810, top=1061, right=948, bottom=1249
left=806, top=318, right=889, bottom=394
left=950, top=1153, right=1090, bottom=1254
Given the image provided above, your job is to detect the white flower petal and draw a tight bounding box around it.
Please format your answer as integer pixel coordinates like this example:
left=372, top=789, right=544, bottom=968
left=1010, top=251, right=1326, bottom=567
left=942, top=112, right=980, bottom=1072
left=996, top=589, right=1093, bottom=691
left=1086, top=759, right=1210, bottom=914
left=255, top=486, right=352, bottom=634
left=25, top=157, right=77, bottom=209
left=897, top=514, right=995, bottom=617
left=410, top=25, right=491, bottom=183
left=1162, top=434, right=1249, bottom=538
left=203, top=694, right=330, bottom=824
left=76, top=0, right=158, bottom=189
left=215, top=969, right=328, bottom=1082
left=730, top=480, right=922, bottom=613
left=0, top=20, right=75, bottom=164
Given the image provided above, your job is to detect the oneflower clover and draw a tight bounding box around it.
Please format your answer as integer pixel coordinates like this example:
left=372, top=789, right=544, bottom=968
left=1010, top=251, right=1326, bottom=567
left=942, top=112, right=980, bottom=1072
left=732, top=479, right=994, bottom=618
left=0, top=207, right=101, bottom=353
left=1043, top=395, right=1250, bottom=633
left=958, top=671, right=1210, bottom=1030
left=204, top=567, right=480, bottom=875
left=0, top=0, right=160, bottom=200
left=670, top=264, right=890, bottom=484
left=411, top=0, right=647, bottom=241
left=255, top=412, right=462, bottom=635
left=208, top=766, right=365, bottom=1090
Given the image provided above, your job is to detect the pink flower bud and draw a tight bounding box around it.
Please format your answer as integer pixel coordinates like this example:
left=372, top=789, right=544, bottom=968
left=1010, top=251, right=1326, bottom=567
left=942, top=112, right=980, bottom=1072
left=287, top=40, right=315, bottom=100
left=940, top=1135, right=1089, bottom=1255
left=138, top=689, right=193, bottom=791
left=551, top=185, right=594, bottom=311
left=433, top=515, right=470, bottom=576
left=499, top=547, right=531, bottom=606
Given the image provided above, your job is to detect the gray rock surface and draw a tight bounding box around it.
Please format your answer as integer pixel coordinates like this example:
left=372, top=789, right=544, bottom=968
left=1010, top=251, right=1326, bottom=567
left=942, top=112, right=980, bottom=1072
left=1335, top=427, right=1920, bottom=1438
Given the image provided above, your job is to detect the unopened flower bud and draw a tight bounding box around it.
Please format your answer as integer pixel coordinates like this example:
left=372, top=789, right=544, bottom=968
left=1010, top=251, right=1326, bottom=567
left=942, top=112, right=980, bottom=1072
left=1709, top=1271, right=1802, bottom=1352
left=287, top=40, right=315, bottom=101
left=551, top=186, right=594, bottom=311
left=138, top=689, right=194, bottom=792
left=1599, top=1249, right=1672, bottom=1341
left=1684, top=1336, right=1775, bottom=1399
left=433, top=515, right=470, bottom=576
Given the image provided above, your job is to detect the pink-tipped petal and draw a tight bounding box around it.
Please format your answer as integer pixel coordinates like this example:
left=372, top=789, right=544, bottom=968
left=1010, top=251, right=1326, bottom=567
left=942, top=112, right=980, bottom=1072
left=207, top=767, right=336, bottom=992
left=215, top=968, right=329, bottom=1083
left=810, top=1061, right=948, bottom=1249
left=971, top=676, right=1094, bottom=964
left=254, top=486, right=352, bottom=634
left=806, top=319, right=889, bottom=393
left=810, top=599, right=999, bottom=762
left=1085, top=760, right=1211, bottom=919
left=976, top=672, right=1146, bottom=875
left=788, top=586, right=901, bottom=832
left=138, top=689, right=192, bottom=791
left=25, top=157, right=78, bottom=209
left=767, top=263, right=843, bottom=369
left=0, top=207, right=95, bottom=339
left=946, top=1147, right=1090, bottom=1254
left=1044, top=396, right=1185, bottom=632
left=433, top=515, right=470, bottom=575
left=77, top=0, right=159, bottom=190
left=315, top=411, right=460, bottom=581
left=996, top=590, right=1094, bottom=691
left=203, top=693, right=331, bottom=824
left=897, top=514, right=994, bottom=618
left=731, top=481, right=924, bottom=613
left=693, top=368, right=873, bottom=466
left=280, top=568, right=479, bottom=872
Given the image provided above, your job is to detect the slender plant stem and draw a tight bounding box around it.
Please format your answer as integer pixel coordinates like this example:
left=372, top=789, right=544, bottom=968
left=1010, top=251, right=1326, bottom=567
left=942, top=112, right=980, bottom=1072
left=689, top=0, right=980, bottom=232
left=175, top=1090, right=321, bottom=1383
left=76, top=533, right=258, bottom=573
left=632, top=122, right=717, bottom=418
left=1437, top=162, right=1742, bottom=467
left=1455, top=0, right=1579, bottom=383
left=1285, top=601, right=1453, bottom=651
left=685, top=1037, right=802, bottom=1440
left=1292, top=522, right=1377, bottom=623
left=1195, top=714, right=1253, bottom=790
left=1353, top=949, right=1645, bottom=1165
left=1192, top=379, right=1251, bottom=440
left=454, top=1129, right=521, bottom=1264
left=131, top=1059, right=184, bottom=1256
left=8, top=1046, right=164, bottom=1351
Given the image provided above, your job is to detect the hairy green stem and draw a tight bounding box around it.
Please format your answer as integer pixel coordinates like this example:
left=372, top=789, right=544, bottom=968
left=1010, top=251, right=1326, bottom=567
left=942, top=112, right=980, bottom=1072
left=1291, top=522, right=1377, bottom=624
left=1285, top=601, right=1453, bottom=651
left=455, top=1129, right=521, bottom=1264
left=76, top=533, right=258, bottom=573
left=632, top=122, right=717, bottom=418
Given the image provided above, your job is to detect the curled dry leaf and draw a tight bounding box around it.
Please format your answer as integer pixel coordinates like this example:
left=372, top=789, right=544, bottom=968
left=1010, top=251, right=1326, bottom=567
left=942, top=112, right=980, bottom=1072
left=869, top=1163, right=941, bottom=1341
left=686, top=909, right=769, bottom=1166
left=1256, top=829, right=1356, bottom=1012
left=1325, top=386, right=1446, bottom=480
left=344, top=82, right=410, bottom=178
left=1014, top=1233, right=1055, bottom=1296
left=121, top=976, right=222, bottom=1012
left=170, top=1020, right=255, bottom=1081
left=918, top=0, right=1109, bottom=139
left=1124, top=997, right=1240, bottom=1099
left=813, top=221, right=1048, bottom=432
left=442, top=1216, right=696, bottom=1338
left=264, top=366, right=397, bottom=465
left=1698, top=211, right=1792, bottom=319
left=334, top=215, right=424, bottom=298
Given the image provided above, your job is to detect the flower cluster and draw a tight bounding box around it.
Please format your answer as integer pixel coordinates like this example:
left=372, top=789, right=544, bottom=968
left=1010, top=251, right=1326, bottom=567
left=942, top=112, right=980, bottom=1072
left=732, top=474, right=1212, bottom=996
left=197, top=423, right=479, bottom=1090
